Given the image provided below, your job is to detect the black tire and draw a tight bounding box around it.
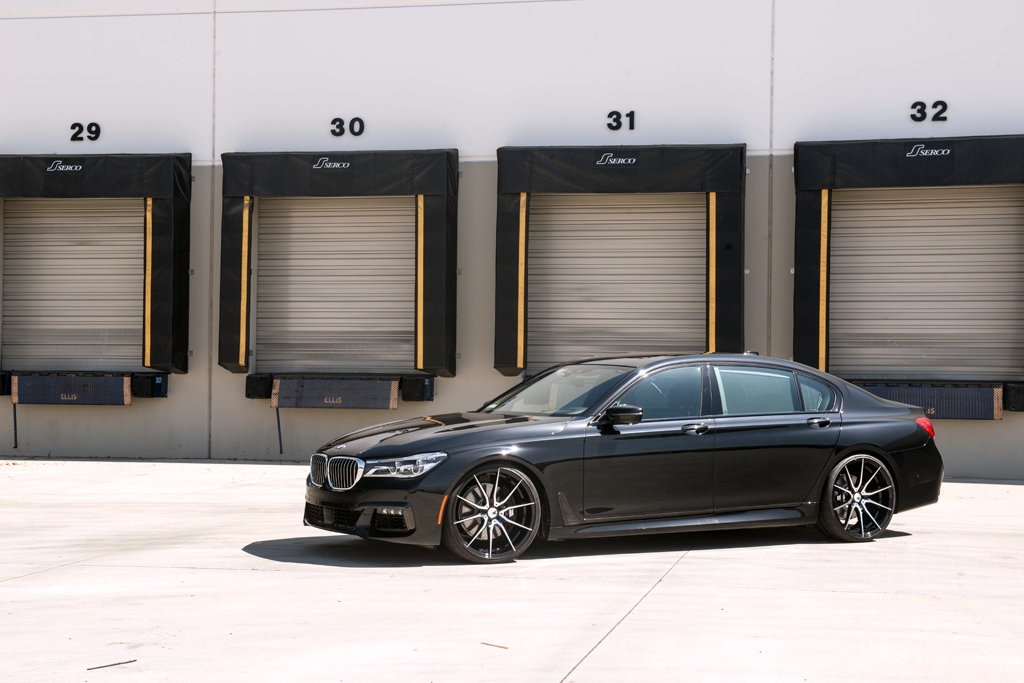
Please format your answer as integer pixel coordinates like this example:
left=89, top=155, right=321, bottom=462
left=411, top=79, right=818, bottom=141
left=442, top=464, right=541, bottom=564
left=817, top=453, right=896, bottom=542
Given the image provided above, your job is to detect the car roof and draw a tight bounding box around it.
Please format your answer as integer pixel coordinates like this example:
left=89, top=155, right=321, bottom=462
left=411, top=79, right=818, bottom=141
left=574, top=353, right=822, bottom=374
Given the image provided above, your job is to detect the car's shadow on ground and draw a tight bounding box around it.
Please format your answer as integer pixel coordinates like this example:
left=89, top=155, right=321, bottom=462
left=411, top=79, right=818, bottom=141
left=243, top=526, right=911, bottom=569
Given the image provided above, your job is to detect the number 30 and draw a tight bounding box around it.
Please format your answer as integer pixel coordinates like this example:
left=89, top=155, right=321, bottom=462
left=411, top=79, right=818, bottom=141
left=330, top=117, right=365, bottom=137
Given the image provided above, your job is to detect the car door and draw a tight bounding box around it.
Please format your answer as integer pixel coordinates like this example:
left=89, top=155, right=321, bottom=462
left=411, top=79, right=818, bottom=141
left=583, top=363, right=715, bottom=519
left=710, top=364, right=842, bottom=512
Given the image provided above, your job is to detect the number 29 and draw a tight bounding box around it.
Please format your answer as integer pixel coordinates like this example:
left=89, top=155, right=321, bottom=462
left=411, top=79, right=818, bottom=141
left=70, top=122, right=101, bottom=141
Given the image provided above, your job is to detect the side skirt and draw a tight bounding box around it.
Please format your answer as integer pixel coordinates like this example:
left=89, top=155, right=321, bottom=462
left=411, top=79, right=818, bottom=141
left=546, top=505, right=818, bottom=541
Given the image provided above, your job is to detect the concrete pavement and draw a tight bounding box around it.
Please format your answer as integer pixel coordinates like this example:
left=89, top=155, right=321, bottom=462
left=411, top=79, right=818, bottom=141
left=1, top=459, right=1021, bottom=682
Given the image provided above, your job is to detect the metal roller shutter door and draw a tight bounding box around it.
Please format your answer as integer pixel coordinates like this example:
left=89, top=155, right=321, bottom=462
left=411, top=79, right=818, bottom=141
left=527, top=193, right=707, bottom=373
left=254, top=196, right=416, bottom=373
left=829, top=185, right=1024, bottom=381
left=1, top=198, right=146, bottom=372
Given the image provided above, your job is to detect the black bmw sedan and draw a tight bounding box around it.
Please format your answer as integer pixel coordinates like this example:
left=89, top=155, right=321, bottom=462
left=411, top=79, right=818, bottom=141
left=304, top=354, right=943, bottom=563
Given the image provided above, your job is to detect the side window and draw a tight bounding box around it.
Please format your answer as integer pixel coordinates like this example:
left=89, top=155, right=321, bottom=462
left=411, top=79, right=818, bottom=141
left=614, top=365, right=703, bottom=421
left=714, top=365, right=800, bottom=416
left=798, top=374, right=837, bottom=412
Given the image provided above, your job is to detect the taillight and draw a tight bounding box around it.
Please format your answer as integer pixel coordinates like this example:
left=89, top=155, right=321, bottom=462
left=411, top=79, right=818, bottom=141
left=916, top=417, right=935, bottom=438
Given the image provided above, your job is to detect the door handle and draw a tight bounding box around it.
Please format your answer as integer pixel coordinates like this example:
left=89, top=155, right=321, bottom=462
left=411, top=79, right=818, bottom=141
left=806, top=417, right=831, bottom=428
left=682, top=423, right=709, bottom=435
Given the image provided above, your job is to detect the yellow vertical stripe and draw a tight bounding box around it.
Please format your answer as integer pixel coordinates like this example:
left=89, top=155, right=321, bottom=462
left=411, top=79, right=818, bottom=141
left=819, top=189, right=830, bottom=371
left=144, top=198, right=153, bottom=367
left=708, top=192, right=717, bottom=353
left=517, top=193, right=527, bottom=369
left=416, top=195, right=425, bottom=370
left=239, top=196, right=251, bottom=368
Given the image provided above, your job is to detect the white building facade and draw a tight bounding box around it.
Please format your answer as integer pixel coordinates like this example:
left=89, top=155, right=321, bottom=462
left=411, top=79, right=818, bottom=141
left=1, top=0, right=1022, bottom=478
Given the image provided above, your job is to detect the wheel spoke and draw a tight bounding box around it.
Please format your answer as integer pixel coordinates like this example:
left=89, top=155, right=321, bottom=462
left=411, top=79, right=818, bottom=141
left=496, top=521, right=517, bottom=553
left=456, top=493, right=487, bottom=511
left=843, top=505, right=856, bottom=530
left=492, top=469, right=502, bottom=506
left=862, top=505, right=882, bottom=531
left=468, top=522, right=487, bottom=545
left=502, top=501, right=536, bottom=512
left=495, top=479, right=523, bottom=507
left=842, top=465, right=856, bottom=491
left=864, top=499, right=892, bottom=512
left=456, top=512, right=486, bottom=527
left=859, top=458, right=866, bottom=492
left=500, top=515, right=532, bottom=532
left=865, top=484, right=893, bottom=496
left=861, top=466, right=880, bottom=491
left=833, top=484, right=854, bottom=497
left=472, top=475, right=491, bottom=507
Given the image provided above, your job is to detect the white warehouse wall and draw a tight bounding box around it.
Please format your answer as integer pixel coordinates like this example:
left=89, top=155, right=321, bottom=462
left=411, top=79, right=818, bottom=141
left=0, top=0, right=1021, bottom=479
left=212, top=1, right=772, bottom=156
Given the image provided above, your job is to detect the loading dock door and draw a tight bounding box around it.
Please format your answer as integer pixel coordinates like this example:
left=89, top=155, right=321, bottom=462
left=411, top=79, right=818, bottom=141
left=829, top=185, right=1024, bottom=381
left=1, top=198, right=146, bottom=372
left=254, top=196, right=417, bottom=374
left=527, top=192, right=707, bottom=373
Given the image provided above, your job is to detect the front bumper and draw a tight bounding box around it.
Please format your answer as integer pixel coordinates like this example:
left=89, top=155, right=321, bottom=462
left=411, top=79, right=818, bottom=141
left=304, top=479, right=446, bottom=547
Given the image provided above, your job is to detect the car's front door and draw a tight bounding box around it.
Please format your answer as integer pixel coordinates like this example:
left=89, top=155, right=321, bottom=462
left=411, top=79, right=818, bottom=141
left=583, top=364, right=715, bottom=519
left=710, top=364, right=842, bottom=511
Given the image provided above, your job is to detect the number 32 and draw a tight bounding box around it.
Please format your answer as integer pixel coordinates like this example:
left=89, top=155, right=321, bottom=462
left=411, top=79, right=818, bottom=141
left=911, top=101, right=947, bottom=122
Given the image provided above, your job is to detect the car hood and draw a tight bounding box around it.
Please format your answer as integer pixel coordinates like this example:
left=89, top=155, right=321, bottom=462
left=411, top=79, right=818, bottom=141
left=317, top=412, right=570, bottom=458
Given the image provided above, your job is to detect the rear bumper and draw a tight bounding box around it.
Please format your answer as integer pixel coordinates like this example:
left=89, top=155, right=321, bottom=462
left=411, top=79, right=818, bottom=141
left=893, top=439, right=944, bottom=513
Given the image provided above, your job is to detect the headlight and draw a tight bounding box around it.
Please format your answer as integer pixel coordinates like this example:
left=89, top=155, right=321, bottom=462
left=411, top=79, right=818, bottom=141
left=363, top=452, right=447, bottom=478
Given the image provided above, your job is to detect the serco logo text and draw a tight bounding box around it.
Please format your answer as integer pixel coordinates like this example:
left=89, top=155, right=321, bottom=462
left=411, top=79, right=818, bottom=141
left=46, top=160, right=83, bottom=172
left=906, top=145, right=951, bottom=158
left=596, top=153, right=637, bottom=166
left=313, top=157, right=350, bottom=169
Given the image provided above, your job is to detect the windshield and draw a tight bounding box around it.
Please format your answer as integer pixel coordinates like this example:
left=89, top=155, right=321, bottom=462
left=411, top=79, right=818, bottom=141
left=481, top=364, right=633, bottom=416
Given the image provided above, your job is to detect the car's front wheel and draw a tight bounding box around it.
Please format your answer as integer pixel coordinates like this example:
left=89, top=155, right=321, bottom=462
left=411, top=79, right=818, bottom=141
left=817, top=453, right=896, bottom=542
left=442, top=464, right=541, bottom=563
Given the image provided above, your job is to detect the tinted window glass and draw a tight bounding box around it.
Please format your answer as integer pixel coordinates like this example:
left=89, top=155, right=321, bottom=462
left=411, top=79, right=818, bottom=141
left=482, top=364, right=631, bottom=416
left=614, top=365, right=703, bottom=421
left=714, top=365, right=799, bottom=416
left=798, top=374, right=837, bottom=412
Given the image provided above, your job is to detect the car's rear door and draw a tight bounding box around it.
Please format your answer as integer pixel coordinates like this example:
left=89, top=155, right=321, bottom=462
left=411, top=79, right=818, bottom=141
left=583, top=363, right=715, bottom=519
left=710, top=364, right=841, bottom=511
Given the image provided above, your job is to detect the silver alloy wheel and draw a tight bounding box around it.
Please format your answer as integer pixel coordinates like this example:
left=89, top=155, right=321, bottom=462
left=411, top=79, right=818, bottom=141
left=818, top=454, right=896, bottom=542
left=443, top=465, right=540, bottom=563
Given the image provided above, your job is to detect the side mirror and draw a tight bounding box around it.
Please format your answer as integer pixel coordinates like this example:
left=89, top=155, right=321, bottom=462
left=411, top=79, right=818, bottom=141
left=600, top=404, right=643, bottom=427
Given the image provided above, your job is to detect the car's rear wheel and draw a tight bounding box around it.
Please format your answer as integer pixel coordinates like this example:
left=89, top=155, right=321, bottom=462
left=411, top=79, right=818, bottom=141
left=817, top=453, right=896, bottom=542
left=442, top=464, right=541, bottom=563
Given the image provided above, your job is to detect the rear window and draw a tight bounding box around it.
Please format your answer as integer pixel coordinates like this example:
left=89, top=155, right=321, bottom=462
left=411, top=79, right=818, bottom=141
left=798, top=374, right=837, bottom=412
left=713, top=365, right=800, bottom=416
